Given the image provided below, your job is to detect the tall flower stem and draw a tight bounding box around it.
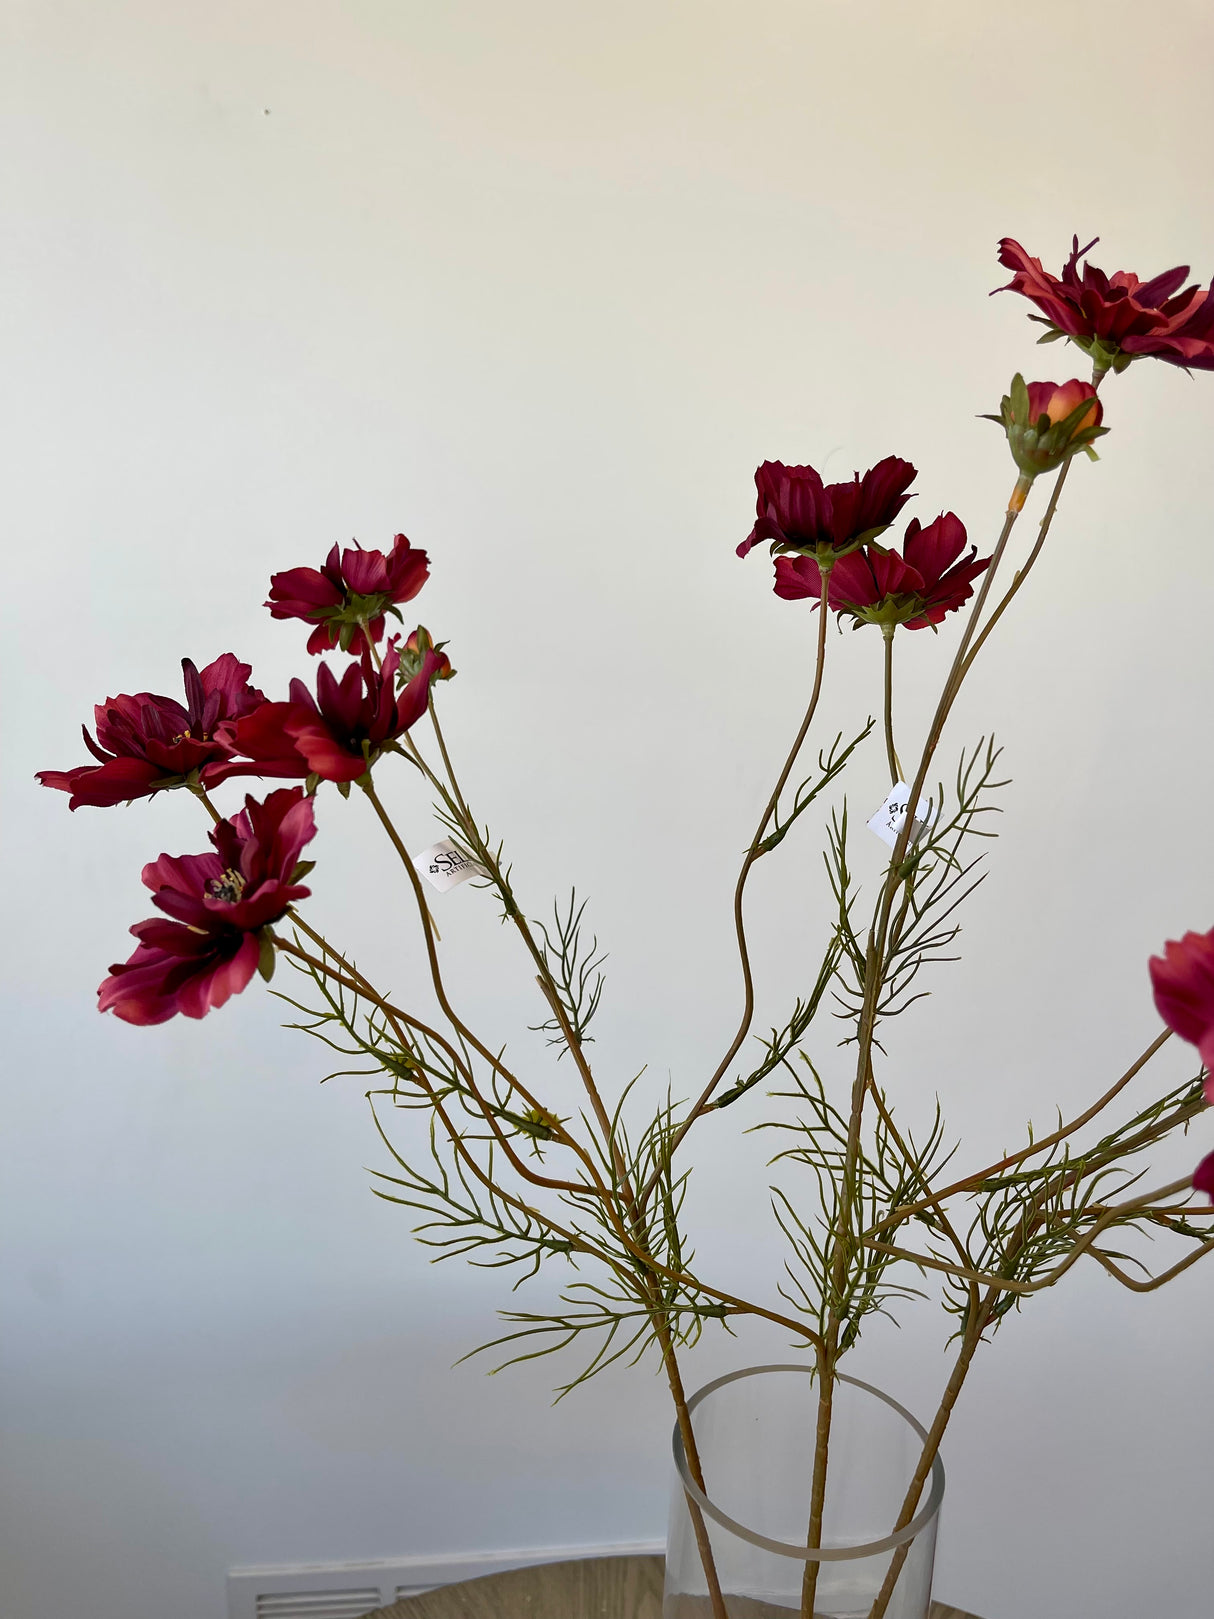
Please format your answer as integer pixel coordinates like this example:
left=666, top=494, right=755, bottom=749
left=799, top=493, right=1025, bottom=1613
left=800, top=1343, right=834, bottom=1618
left=881, top=626, right=902, bottom=786
left=839, top=458, right=1094, bottom=1616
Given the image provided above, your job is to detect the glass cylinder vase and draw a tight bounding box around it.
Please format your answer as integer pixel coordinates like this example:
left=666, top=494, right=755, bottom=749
left=664, top=1364, right=944, bottom=1619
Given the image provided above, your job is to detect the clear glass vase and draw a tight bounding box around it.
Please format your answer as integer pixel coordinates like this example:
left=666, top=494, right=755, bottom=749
left=664, top=1364, right=944, bottom=1619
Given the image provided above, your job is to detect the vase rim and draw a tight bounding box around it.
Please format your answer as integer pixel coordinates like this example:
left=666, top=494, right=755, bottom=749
left=671, top=1362, right=946, bottom=1563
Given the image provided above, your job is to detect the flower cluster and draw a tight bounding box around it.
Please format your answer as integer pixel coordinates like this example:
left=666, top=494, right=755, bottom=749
left=738, top=232, right=1214, bottom=1205
left=739, top=456, right=991, bottom=635
left=38, top=231, right=1214, bottom=1214
left=39, top=533, right=451, bottom=1024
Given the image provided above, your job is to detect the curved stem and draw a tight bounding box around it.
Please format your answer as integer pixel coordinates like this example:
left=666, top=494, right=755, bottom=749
left=641, top=575, right=834, bottom=1207
left=860, top=1030, right=1174, bottom=1240
left=1091, top=1238, right=1214, bottom=1292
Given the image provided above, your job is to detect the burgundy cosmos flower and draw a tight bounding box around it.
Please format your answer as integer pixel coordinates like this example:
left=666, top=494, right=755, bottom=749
left=1150, top=928, right=1214, bottom=1103
left=36, top=655, right=279, bottom=810
left=738, top=456, right=917, bottom=562
left=98, top=787, right=316, bottom=1025
left=1195, top=1153, right=1214, bottom=1203
left=774, top=513, right=989, bottom=632
left=996, top=236, right=1214, bottom=374
left=229, top=634, right=445, bottom=783
left=267, top=534, right=430, bottom=655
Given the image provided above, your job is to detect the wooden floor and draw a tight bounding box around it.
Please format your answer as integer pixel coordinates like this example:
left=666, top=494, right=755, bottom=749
left=371, top=1554, right=981, bottom=1619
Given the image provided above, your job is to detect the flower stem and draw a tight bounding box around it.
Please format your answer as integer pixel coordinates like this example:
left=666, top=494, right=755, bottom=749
left=808, top=496, right=1022, bottom=1613
left=653, top=1313, right=730, bottom=1619
left=361, top=620, right=383, bottom=669
left=639, top=562, right=834, bottom=1207
left=189, top=783, right=222, bottom=823
left=800, top=1347, right=834, bottom=1618
left=881, top=626, right=902, bottom=786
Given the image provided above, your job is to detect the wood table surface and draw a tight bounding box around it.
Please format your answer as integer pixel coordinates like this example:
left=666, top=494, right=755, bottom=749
left=369, top=1554, right=982, bottom=1619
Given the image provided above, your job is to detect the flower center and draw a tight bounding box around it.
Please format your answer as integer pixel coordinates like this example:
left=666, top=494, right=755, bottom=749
left=207, top=868, right=247, bottom=903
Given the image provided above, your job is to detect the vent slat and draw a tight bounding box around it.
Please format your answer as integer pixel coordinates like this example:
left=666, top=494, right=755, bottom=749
left=255, top=1591, right=383, bottom=1619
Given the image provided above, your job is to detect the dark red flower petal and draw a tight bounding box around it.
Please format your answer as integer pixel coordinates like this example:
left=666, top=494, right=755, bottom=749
left=281, top=719, right=370, bottom=781
left=902, top=514, right=968, bottom=587
left=36, top=757, right=168, bottom=810
left=1150, top=928, right=1214, bottom=1098
left=773, top=555, right=825, bottom=602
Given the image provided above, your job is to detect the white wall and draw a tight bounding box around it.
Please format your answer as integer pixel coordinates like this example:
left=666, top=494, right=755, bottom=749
left=3, top=3, right=1214, bottom=1616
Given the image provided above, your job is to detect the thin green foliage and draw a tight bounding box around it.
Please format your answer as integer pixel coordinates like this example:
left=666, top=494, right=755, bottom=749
left=528, top=891, right=608, bottom=1055
left=830, top=739, right=1009, bottom=1045
left=762, top=1056, right=949, bottom=1350
left=756, top=721, right=874, bottom=856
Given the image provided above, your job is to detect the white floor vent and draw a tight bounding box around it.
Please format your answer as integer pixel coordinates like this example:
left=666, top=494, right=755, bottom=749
left=228, top=1540, right=664, bottom=1619
left=255, top=1593, right=385, bottom=1619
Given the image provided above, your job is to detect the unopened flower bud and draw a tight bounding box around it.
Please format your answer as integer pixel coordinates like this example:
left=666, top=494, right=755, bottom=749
left=398, top=626, right=454, bottom=684
left=985, top=374, right=1108, bottom=483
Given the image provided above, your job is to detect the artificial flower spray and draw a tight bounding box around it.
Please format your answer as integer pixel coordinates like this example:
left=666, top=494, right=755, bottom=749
left=40, top=235, right=1214, bottom=1618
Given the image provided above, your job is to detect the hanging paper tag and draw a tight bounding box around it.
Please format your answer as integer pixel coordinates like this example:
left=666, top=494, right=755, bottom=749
left=413, top=839, right=484, bottom=892
left=867, top=782, right=936, bottom=851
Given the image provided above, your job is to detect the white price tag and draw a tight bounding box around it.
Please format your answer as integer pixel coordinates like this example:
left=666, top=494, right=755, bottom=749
left=867, top=782, right=936, bottom=851
left=413, top=840, right=484, bottom=892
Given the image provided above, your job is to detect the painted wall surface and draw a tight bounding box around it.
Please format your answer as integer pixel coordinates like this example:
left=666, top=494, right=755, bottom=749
left=3, top=4, right=1213, bottom=1617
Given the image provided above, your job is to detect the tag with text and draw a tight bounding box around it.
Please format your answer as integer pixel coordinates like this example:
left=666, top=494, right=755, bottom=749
left=867, top=782, right=936, bottom=852
left=413, top=840, right=485, bottom=892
